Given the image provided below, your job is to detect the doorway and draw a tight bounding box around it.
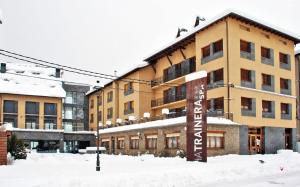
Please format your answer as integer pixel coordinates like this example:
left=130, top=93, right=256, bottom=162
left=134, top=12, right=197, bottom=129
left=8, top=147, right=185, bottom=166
left=248, top=127, right=263, bottom=154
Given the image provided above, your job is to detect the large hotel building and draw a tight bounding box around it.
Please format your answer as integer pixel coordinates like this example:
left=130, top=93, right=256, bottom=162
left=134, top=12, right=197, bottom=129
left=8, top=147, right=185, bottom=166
left=88, top=10, right=300, bottom=156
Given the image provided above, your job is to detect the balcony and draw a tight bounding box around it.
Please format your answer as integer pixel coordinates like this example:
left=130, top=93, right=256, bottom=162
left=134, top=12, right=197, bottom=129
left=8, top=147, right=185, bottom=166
left=208, top=80, right=224, bottom=90
left=124, top=108, right=134, bottom=115
left=151, top=77, right=163, bottom=87
left=241, top=80, right=256, bottom=89
left=124, top=89, right=134, bottom=96
left=280, top=88, right=291, bottom=95
left=207, top=109, right=224, bottom=117
left=262, top=111, right=275, bottom=118
left=151, top=94, right=186, bottom=108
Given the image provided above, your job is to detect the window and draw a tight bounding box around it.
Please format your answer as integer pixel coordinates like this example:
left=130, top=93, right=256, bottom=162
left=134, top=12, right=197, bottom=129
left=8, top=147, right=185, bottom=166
left=201, top=39, right=223, bottom=64
left=90, top=99, right=94, bottom=109
left=281, top=103, right=292, bottom=120
left=65, top=92, right=76, bottom=104
left=212, top=40, right=223, bottom=53
left=207, top=132, right=224, bottom=149
left=281, top=103, right=290, bottom=115
left=214, top=97, right=224, bottom=110
left=124, top=82, right=134, bottom=96
left=90, top=113, right=94, bottom=123
left=25, top=118, right=38, bottom=129
left=124, top=101, right=134, bottom=115
left=25, top=102, right=39, bottom=129
left=117, top=138, right=125, bottom=149
left=240, top=40, right=251, bottom=53
left=262, top=100, right=272, bottom=112
left=241, top=69, right=251, bottom=82
left=3, top=100, right=18, bottom=114
left=202, top=45, right=210, bottom=58
left=98, top=96, right=102, bottom=106
left=107, top=107, right=113, bottom=119
left=64, top=107, right=74, bottom=119
left=146, top=135, right=157, bottom=149
left=279, top=53, right=288, bottom=64
left=107, top=91, right=113, bottom=102
left=44, top=119, right=56, bottom=129
left=214, top=68, right=223, bottom=82
left=130, top=137, right=139, bottom=149
left=280, top=78, right=289, bottom=89
left=241, top=97, right=252, bottom=110
left=261, top=47, right=271, bottom=59
left=262, top=74, right=271, bottom=86
left=25, top=102, right=39, bottom=114
left=44, top=103, right=57, bottom=116
left=166, top=133, right=180, bottom=149
left=101, top=139, right=110, bottom=150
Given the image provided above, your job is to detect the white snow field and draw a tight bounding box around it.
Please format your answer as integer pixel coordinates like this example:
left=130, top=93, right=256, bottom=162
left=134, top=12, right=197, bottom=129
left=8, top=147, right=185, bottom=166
left=0, top=151, right=300, bottom=187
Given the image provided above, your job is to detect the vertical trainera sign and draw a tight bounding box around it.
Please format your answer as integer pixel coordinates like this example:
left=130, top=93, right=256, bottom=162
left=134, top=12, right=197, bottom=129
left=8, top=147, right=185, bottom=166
left=185, top=71, right=207, bottom=162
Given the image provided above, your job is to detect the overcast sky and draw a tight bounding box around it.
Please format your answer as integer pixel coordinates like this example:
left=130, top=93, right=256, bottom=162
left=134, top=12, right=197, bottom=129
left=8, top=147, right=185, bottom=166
left=0, top=0, right=299, bottom=86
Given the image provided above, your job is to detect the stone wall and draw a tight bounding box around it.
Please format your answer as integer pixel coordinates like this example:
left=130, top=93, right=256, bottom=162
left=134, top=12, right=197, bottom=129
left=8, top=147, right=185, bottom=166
left=99, top=123, right=241, bottom=157
left=0, top=132, right=7, bottom=165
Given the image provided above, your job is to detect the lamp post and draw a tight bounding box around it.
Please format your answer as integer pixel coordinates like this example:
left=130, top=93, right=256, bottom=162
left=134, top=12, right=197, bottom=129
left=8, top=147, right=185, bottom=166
left=96, top=94, right=101, bottom=171
left=94, top=80, right=102, bottom=172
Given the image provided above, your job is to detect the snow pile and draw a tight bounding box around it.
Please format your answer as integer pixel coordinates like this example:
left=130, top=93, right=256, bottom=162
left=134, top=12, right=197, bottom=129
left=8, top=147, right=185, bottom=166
left=99, top=116, right=238, bottom=134
left=0, top=151, right=300, bottom=187
left=0, top=62, right=66, bottom=98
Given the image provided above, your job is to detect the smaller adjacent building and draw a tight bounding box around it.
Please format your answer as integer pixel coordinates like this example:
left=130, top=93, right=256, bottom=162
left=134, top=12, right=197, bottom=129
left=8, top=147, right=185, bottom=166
left=99, top=116, right=249, bottom=157
left=0, top=62, right=95, bottom=153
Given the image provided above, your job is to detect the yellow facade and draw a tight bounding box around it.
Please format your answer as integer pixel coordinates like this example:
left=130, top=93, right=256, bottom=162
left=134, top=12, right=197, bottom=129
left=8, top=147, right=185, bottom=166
left=88, top=15, right=297, bottom=130
left=0, top=94, right=63, bottom=129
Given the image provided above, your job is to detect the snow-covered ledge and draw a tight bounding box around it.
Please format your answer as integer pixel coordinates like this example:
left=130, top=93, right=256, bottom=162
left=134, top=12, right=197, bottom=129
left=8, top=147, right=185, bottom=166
left=99, top=116, right=239, bottom=135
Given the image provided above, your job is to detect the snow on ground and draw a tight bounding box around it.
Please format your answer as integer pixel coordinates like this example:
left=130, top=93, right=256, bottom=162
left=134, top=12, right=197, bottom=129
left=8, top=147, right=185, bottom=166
left=0, top=151, right=300, bottom=187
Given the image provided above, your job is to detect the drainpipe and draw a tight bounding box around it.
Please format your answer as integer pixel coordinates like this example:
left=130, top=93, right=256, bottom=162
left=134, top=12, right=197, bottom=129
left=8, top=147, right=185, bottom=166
left=226, top=19, right=230, bottom=120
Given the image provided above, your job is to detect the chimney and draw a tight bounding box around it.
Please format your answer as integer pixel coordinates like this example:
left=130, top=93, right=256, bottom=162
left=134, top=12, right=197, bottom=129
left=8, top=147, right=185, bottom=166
left=55, top=68, right=61, bottom=78
left=176, top=28, right=181, bottom=38
left=114, top=70, right=117, bottom=76
left=194, top=16, right=205, bottom=27
left=0, top=63, right=6, bottom=73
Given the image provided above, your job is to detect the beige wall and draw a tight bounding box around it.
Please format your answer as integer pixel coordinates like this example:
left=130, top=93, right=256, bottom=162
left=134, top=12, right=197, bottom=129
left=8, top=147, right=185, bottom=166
left=88, top=16, right=297, bottom=130
left=0, top=94, right=63, bottom=129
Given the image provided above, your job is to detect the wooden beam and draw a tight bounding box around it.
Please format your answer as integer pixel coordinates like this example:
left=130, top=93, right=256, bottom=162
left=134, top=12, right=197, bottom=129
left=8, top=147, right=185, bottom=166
left=179, top=48, right=186, bottom=60
left=151, top=63, right=156, bottom=73
left=167, top=55, right=173, bottom=66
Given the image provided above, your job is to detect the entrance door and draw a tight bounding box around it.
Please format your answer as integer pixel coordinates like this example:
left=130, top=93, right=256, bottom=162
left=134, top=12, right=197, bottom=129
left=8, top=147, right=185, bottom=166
left=249, top=135, right=258, bottom=154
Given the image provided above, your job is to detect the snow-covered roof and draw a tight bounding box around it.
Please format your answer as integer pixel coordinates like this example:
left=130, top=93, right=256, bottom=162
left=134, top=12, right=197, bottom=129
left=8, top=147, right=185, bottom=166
left=0, top=62, right=66, bottom=98
left=295, top=49, right=300, bottom=56
left=99, top=116, right=239, bottom=135
left=144, top=9, right=300, bottom=62
left=86, top=61, right=149, bottom=96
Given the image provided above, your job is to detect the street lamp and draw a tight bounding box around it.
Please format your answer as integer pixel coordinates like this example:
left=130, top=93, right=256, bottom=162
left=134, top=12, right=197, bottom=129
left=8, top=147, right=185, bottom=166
left=94, top=81, right=103, bottom=172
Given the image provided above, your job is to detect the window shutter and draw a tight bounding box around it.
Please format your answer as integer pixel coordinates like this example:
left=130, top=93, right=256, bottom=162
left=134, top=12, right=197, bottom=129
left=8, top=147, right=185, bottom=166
left=270, top=48, right=274, bottom=62
left=271, top=101, right=275, bottom=113
left=271, top=75, right=274, bottom=88
left=288, top=104, right=292, bottom=116
left=250, top=42, right=255, bottom=61
left=252, top=98, right=256, bottom=114
left=287, top=54, right=291, bottom=65
left=251, top=70, right=256, bottom=88
left=288, top=79, right=291, bottom=91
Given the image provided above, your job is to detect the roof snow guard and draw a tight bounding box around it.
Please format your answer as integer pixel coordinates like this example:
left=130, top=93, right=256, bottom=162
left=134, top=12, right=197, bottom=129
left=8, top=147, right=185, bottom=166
left=0, top=62, right=66, bottom=98
left=144, top=9, right=300, bottom=62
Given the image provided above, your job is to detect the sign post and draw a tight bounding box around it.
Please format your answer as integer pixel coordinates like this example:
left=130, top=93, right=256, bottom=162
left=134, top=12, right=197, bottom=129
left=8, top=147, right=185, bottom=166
left=185, top=71, right=207, bottom=162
